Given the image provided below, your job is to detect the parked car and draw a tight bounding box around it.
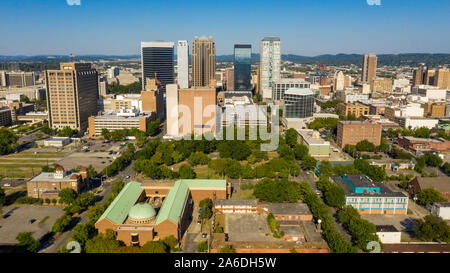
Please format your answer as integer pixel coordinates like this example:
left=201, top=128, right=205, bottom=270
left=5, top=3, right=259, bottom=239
left=224, top=233, right=229, bottom=242
left=28, top=219, right=36, bottom=224
left=202, top=233, right=207, bottom=238
left=197, top=219, right=202, bottom=225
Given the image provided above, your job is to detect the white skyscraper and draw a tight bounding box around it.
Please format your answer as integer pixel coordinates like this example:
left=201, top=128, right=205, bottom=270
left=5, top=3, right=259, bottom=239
left=177, top=40, right=189, bottom=89
left=260, top=37, right=281, bottom=100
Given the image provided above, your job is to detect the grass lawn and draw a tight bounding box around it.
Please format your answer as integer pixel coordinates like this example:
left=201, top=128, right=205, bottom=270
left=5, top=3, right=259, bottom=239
left=215, top=213, right=226, bottom=232
left=401, top=231, right=422, bottom=243
left=194, top=165, right=222, bottom=179
left=0, top=165, right=44, bottom=179
left=4, top=152, right=67, bottom=159
left=231, top=189, right=254, bottom=200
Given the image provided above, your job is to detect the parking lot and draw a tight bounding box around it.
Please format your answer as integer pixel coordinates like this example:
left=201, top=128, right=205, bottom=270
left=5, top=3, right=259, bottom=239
left=57, top=140, right=127, bottom=172
left=361, top=214, right=420, bottom=232
left=226, top=214, right=279, bottom=242
left=0, top=205, right=64, bottom=244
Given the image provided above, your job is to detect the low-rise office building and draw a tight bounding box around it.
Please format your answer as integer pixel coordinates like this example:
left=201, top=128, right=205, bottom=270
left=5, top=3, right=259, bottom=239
left=337, top=102, right=370, bottom=118
left=330, top=174, right=408, bottom=215
left=297, top=129, right=330, bottom=159
left=88, top=108, right=155, bottom=137
left=393, top=117, right=439, bottom=129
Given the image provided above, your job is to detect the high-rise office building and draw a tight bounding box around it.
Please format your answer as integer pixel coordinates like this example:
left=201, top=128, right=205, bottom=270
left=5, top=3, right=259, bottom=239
left=165, top=84, right=217, bottom=137
left=425, top=69, right=436, bottom=85
left=177, top=40, right=189, bottom=89
left=434, top=68, right=450, bottom=89
left=234, top=44, right=252, bottom=91
left=260, top=37, right=281, bottom=100
left=45, top=62, right=98, bottom=132
left=283, top=88, right=314, bottom=119
left=225, top=68, right=234, bottom=91
left=361, top=54, right=377, bottom=83
left=192, top=36, right=216, bottom=87
left=141, top=41, right=174, bottom=92
left=413, top=68, right=425, bottom=86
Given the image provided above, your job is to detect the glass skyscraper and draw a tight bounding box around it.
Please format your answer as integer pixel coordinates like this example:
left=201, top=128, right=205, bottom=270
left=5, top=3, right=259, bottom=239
left=233, top=44, right=252, bottom=91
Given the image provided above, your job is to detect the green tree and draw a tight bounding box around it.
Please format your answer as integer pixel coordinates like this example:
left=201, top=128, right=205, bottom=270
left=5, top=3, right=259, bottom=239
left=0, top=129, right=19, bottom=155
left=196, top=241, right=208, bottom=253
left=199, top=198, right=213, bottom=220
left=147, top=119, right=161, bottom=136
left=0, top=187, right=6, bottom=206
left=162, top=235, right=179, bottom=251
left=355, top=140, right=375, bottom=152
left=52, top=214, right=72, bottom=233
left=219, top=245, right=235, bottom=253
left=294, top=144, right=309, bottom=160
left=85, top=230, right=120, bottom=253
left=142, top=241, right=169, bottom=253
left=16, top=232, right=39, bottom=252
left=88, top=165, right=97, bottom=178
left=188, top=151, right=210, bottom=166
left=302, top=156, right=317, bottom=170
left=414, top=215, right=450, bottom=243
left=57, top=126, right=77, bottom=137
left=324, top=184, right=346, bottom=208
left=285, top=128, right=298, bottom=147
left=416, top=188, right=447, bottom=206
left=58, top=188, right=77, bottom=204
left=178, top=164, right=196, bottom=179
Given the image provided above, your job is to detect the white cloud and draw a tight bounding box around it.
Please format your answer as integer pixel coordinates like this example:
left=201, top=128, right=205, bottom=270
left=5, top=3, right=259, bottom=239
left=67, top=0, right=81, bottom=6
left=366, top=0, right=381, bottom=6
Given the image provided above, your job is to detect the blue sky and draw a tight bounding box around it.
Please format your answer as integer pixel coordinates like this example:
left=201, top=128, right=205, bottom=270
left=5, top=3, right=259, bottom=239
left=1, top=0, right=449, bottom=56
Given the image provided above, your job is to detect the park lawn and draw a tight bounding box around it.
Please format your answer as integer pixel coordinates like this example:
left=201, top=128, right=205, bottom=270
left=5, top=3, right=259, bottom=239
left=0, top=159, right=57, bottom=164
left=4, top=152, right=67, bottom=159
left=194, top=165, right=221, bottom=179
left=0, top=165, right=44, bottom=179
left=231, top=189, right=254, bottom=200
left=215, top=213, right=226, bottom=231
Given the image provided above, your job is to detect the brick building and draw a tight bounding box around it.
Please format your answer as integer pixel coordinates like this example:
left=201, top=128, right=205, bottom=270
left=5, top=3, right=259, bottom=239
left=331, top=174, right=408, bottom=215
left=95, top=180, right=230, bottom=246
left=407, top=177, right=450, bottom=201
left=27, top=167, right=89, bottom=200
left=397, top=136, right=450, bottom=152
left=336, top=121, right=382, bottom=148
left=337, top=103, right=370, bottom=118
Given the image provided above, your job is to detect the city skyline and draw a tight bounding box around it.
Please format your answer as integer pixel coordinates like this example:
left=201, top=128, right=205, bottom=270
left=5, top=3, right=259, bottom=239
left=1, top=0, right=450, bottom=56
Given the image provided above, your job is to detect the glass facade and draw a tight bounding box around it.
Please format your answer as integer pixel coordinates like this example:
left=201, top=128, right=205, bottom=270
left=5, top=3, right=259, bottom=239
left=233, top=44, right=251, bottom=91
left=284, top=91, right=314, bottom=118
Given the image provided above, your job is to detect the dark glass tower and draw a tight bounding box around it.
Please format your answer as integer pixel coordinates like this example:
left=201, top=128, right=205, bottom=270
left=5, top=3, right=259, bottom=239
left=233, top=44, right=252, bottom=91
left=141, top=41, right=174, bottom=92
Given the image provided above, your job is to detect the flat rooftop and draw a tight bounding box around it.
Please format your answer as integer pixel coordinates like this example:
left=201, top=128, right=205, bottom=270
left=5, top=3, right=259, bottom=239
left=297, top=129, right=329, bottom=145
left=263, top=203, right=311, bottom=215
left=331, top=175, right=406, bottom=198
left=30, top=172, right=74, bottom=183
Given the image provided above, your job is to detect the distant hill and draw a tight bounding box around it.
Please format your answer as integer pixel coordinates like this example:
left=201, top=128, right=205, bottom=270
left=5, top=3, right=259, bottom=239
left=1, top=53, right=449, bottom=68
left=216, top=53, right=450, bottom=67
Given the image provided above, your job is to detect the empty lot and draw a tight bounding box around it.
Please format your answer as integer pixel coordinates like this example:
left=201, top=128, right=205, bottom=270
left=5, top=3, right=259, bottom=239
left=0, top=205, right=64, bottom=244
left=226, top=214, right=279, bottom=242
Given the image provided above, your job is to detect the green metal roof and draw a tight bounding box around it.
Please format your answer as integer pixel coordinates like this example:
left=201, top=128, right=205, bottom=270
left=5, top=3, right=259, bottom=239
left=155, top=179, right=226, bottom=225
left=129, top=203, right=156, bottom=220
left=97, top=182, right=143, bottom=224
